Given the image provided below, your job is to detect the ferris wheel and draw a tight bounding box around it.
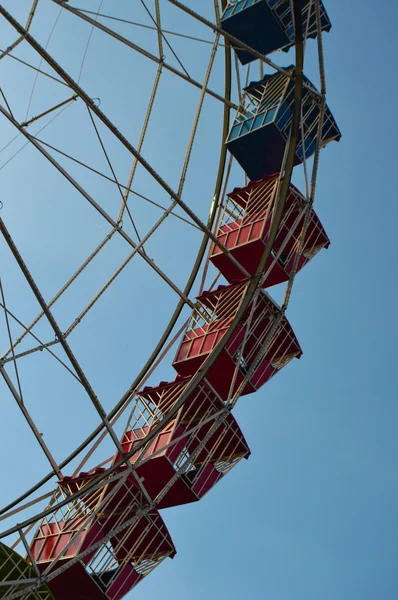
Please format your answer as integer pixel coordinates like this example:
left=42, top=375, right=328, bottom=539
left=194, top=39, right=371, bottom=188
left=0, top=1, right=341, bottom=599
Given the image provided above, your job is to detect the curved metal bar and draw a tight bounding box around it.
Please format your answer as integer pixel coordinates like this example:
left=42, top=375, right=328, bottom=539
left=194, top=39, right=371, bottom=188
left=0, top=0, right=305, bottom=539
left=0, top=0, right=233, bottom=519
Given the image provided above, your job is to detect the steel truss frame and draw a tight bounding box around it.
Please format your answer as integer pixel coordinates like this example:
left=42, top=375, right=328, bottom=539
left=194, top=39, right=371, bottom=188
left=0, top=0, right=332, bottom=597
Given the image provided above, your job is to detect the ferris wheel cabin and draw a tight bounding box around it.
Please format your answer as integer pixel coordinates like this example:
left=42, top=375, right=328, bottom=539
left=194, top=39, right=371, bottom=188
left=30, top=472, right=176, bottom=600
left=172, top=283, right=302, bottom=398
left=221, top=0, right=332, bottom=64
left=210, top=173, right=330, bottom=287
left=226, top=68, right=341, bottom=180
left=116, top=379, right=250, bottom=509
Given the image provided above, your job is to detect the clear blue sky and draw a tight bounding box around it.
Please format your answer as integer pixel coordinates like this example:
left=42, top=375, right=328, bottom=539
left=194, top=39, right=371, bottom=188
left=0, top=1, right=397, bottom=599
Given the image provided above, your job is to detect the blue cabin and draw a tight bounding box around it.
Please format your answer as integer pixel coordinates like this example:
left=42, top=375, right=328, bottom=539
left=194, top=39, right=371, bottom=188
left=221, top=0, right=332, bottom=64
left=226, top=67, right=341, bottom=180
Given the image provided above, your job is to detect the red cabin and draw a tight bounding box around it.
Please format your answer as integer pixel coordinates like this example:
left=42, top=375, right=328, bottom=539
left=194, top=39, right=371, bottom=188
left=172, top=283, right=302, bottom=398
left=210, top=174, right=329, bottom=288
left=117, top=377, right=250, bottom=508
left=31, top=516, right=104, bottom=567
left=30, top=471, right=175, bottom=600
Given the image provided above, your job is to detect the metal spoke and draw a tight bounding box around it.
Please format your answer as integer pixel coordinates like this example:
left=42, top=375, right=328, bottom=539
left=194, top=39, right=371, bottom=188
left=0, top=88, right=15, bottom=119
left=0, top=100, right=75, bottom=173
left=85, top=106, right=146, bottom=250
left=0, top=366, right=63, bottom=479
left=0, top=103, right=196, bottom=307
left=0, top=0, right=39, bottom=61
left=0, top=217, right=150, bottom=497
left=139, top=0, right=190, bottom=77
left=21, top=94, right=78, bottom=127
left=0, top=49, right=69, bottom=86
left=0, top=0, right=234, bottom=520
left=1, top=228, right=116, bottom=360
left=0, top=280, right=24, bottom=403
left=28, top=135, right=198, bottom=229
left=73, top=7, right=224, bottom=46
left=0, top=8, right=249, bottom=280
left=24, top=5, right=63, bottom=122
left=77, top=0, right=105, bottom=84
left=0, top=301, right=84, bottom=381
left=0, top=5, right=337, bottom=599
left=50, top=0, right=238, bottom=109
left=116, top=65, right=163, bottom=223
left=0, top=0, right=305, bottom=527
